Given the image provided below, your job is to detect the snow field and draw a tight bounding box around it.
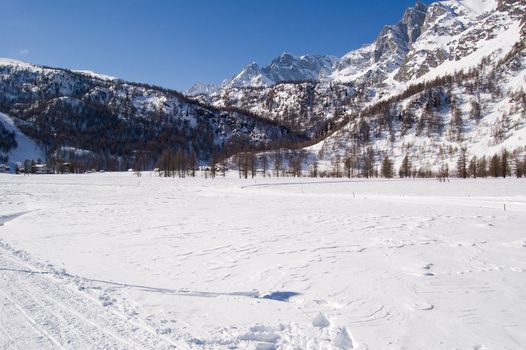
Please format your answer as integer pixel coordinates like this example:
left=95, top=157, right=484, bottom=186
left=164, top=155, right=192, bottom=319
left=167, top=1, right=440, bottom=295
left=0, top=173, right=525, bottom=349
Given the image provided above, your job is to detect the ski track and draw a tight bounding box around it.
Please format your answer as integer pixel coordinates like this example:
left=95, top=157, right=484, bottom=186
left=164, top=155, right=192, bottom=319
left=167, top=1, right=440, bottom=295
left=0, top=242, right=188, bottom=350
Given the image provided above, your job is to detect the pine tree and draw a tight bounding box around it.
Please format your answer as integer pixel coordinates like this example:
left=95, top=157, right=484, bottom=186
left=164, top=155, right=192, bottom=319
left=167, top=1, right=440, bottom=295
left=333, top=155, right=341, bottom=178
left=449, top=106, right=463, bottom=141
left=468, top=156, right=477, bottom=178
left=344, top=156, right=353, bottom=179
left=362, top=147, right=375, bottom=178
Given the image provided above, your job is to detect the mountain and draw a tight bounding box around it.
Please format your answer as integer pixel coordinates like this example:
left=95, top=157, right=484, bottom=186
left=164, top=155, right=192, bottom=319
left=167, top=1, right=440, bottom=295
left=186, top=82, right=220, bottom=96
left=0, top=58, right=304, bottom=171
left=195, top=0, right=523, bottom=94
left=216, top=53, right=339, bottom=91
left=2, top=0, right=526, bottom=176
left=331, top=1, right=428, bottom=85
left=191, top=1, right=429, bottom=95
left=194, top=0, right=526, bottom=176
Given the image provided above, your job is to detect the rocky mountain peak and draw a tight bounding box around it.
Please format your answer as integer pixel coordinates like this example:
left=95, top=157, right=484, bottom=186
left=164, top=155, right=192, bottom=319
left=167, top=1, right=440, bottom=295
left=220, top=53, right=338, bottom=90
left=402, top=1, right=429, bottom=43
left=374, top=1, right=428, bottom=63
left=186, top=81, right=219, bottom=96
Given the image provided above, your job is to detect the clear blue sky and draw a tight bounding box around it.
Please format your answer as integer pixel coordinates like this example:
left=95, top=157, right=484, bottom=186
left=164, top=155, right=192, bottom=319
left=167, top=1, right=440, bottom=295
left=0, top=0, right=421, bottom=91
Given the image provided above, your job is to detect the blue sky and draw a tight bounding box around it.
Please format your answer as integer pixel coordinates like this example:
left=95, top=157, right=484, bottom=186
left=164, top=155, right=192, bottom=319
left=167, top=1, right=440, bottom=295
left=0, top=0, right=420, bottom=91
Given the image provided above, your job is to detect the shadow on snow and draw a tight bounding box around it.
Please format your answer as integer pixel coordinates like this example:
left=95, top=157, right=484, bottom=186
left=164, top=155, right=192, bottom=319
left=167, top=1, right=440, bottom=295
left=0, top=267, right=300, bottom=302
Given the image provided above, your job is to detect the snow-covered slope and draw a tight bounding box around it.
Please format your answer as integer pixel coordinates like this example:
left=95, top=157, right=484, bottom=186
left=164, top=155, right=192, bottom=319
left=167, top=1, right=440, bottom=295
left=308, top=0, right=526, bottom=175
left=0, top=112, right=45, bottom=170
left=72, top=69, right=117, bottom=81
left=0, top=57, right=34, bottom=69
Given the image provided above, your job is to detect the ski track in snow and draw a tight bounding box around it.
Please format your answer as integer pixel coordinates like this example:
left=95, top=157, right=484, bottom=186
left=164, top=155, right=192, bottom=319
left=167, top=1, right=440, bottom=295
left=0, top=242, right=188, bottom=349
left=0, top=173, right=526, bottom=349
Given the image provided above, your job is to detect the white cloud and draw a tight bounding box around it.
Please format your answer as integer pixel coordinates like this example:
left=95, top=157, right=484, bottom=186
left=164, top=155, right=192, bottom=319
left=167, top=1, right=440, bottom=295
left=19, top=49, right=29, bottom=55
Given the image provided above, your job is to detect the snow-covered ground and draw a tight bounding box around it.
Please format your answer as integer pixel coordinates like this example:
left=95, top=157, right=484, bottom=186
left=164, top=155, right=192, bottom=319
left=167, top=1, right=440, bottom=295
left=0, top=173, right=525, bottom=349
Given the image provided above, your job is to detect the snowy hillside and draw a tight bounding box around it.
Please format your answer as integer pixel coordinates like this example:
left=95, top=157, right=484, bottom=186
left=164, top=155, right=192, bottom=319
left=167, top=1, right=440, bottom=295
left=0, top=112, right=45, bottom=170
left=0, top=59, right=303, bottom=171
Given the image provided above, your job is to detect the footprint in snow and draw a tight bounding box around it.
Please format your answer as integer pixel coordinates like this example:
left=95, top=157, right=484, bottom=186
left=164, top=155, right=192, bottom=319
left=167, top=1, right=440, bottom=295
left=423, top=263, right=433, bottom=270
left=422, top=263, right=435, bottom=276
left=312, top=313, right=331, bottom=328
left=333, top=327, right=354, bottom=349
left=414, top=301, right=434, bottom=311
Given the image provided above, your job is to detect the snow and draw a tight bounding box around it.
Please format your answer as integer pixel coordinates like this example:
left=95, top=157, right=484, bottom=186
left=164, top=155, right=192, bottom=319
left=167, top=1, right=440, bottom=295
left=186, top=82, right=220, bottom=96
left=0, top=58, right=28, bottom=66
left=72, top=69, right=117, bottom=81
left=0, top=112, right=45, bottom=169
left=1, top=173, right=525, bottom=349
left=0, top=58, right=116, bottom=82
left=454, top=0, right=498, bottom=17
left=418, top=22, right=521, bottom=84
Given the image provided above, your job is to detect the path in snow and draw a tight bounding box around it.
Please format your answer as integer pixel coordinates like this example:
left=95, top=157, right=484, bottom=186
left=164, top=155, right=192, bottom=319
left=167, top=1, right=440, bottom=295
left=0, top=238, right=187, bottom=349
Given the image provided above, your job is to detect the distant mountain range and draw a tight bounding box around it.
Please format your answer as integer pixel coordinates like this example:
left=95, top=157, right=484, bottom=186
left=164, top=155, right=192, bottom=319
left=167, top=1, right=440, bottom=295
left=2, top=0, right=526, bottom=176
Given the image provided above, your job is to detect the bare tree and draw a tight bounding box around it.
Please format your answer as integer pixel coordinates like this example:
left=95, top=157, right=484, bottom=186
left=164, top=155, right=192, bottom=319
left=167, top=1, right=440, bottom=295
left=381, top=155, right=394, bottom=178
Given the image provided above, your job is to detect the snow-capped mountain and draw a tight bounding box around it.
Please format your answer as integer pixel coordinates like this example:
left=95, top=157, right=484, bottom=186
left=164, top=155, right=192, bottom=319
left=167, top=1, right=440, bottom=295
left=332, top=1, right=428, bottom=85
left=190, top=1, right=429, bottom=94
left=197, top=0, right=526, bottom=175
left=186, top=81, right=220, bottom=96
left=197, top=0, right=521, bottom=95
left=217, top=53, right=339, bottom=91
